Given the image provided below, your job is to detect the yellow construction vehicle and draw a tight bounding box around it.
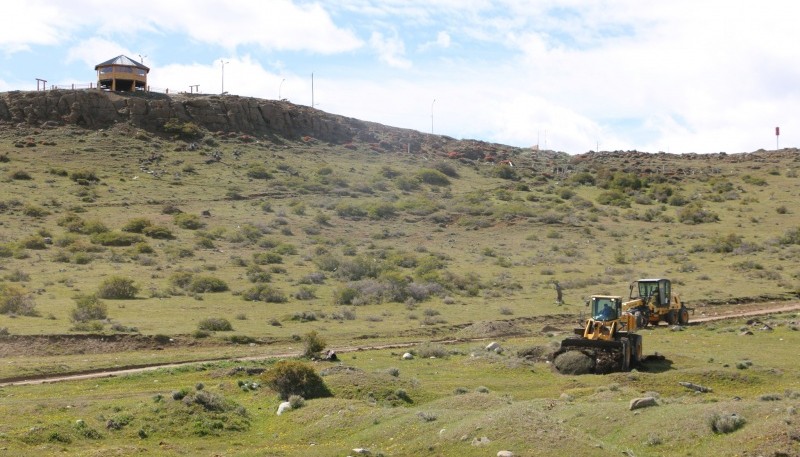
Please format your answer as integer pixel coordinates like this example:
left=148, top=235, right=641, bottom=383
left=552, top=295, right=644, bottom=374
left=624, top=278, right=690, bottom=326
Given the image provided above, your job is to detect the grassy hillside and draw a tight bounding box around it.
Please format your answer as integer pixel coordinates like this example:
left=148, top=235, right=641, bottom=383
left=0, top=94, right=799, bottom=455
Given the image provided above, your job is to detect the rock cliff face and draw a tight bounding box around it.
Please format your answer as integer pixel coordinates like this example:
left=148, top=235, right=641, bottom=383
left=0, top=89, right=377, bottom=145
left=0, top=89, right=535, bottom=162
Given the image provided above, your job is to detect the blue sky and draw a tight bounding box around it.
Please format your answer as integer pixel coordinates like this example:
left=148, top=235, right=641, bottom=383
left=1, top=0, right=798, bottom=154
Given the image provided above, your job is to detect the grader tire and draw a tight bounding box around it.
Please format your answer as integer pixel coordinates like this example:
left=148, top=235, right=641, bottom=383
left=678, top=307, right=690, bottom=325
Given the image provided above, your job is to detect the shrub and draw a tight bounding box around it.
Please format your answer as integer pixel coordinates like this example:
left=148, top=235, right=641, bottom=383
left=19, top=235, right=48, bottom=250
left=198, top=317, right=233, bottom=331
left=189, top=276, right=229, bottom=293
left=677, top=202, right=719, bottom=224
left=91, top=231, right=143, bottom=246
left=597, top=189, right=630, bottom=207
left=415, top=342, right=448, bottom=358
left=69, top=170, right=100, bottom=185
left=97, top=276, right=139, bottom=299
left=416, top=168, right=450, bottom=186
left=288, top=395, right=305, bottom=409
left=261, top=360, right=332, bottom=400
left=246, top=265, right=272, bottom=283
left=23, top=204, right=50, bottom=218
left=163, top=118, right=203, bottom=139
left=143, top=225, right=174, bottom=239
left=432, top=161, right=459, bottom=178
left=122, top=218, right=153, bottom=233
left=174, top=213, right=204, bottom=229
left=0, top=284, right=37, bottom=316
left=170, top=271, right=194, bottom=289
left=243, top=284, right=288, bottom=303
left=9, top=168, right=35, bottom=180
left=708, top=412, right=746, bottom=434
left=302, top=330, right=326, bottom=358
left=70, top=294, right=107, bottom=322
left=294, top=286, right=317, bottom=300
left=246, top=165, right=272, bottom=180
left=253, top=252, right=283, bottom=265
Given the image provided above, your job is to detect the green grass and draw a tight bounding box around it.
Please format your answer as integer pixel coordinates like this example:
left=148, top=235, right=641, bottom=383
left=1, top=316, right=799, bottom=455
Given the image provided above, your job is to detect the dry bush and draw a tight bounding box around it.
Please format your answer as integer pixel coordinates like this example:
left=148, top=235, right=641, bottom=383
left=261, top=360, right=332, bottom=400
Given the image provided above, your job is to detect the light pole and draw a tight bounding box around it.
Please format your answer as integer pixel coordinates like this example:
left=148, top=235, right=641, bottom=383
left=431, top=99, right=436, bottom=134
left=220, top=59, right=229, bottom=94
left=279, top=78, right=285, bottom=99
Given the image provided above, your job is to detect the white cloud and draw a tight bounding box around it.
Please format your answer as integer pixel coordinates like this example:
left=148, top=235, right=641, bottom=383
left=0, top=1, right=70, bottom=53
left=66, top=38, right=136, bottom=69
left=369, top=31, right=412, bottom=69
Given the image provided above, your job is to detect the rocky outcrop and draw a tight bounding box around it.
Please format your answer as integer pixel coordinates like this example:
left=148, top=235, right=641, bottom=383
left=0, top=89, right=389, bottom=145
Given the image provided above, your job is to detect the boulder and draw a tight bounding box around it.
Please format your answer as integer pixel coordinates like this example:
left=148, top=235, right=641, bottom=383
left=629, top=397, right=658, bottom=410
left=497, top=451, right=515, bottom=457
left=402, top=352, right=414, bottom=360
left=485, top=341, right=502, bottom=352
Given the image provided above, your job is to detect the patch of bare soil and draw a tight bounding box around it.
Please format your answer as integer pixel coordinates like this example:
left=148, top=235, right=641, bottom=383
left=0, top=333, right=223, bottom=358
left=455, top=320, right=530, bottom=339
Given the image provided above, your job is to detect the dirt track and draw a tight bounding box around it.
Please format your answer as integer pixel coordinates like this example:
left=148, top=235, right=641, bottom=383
left=1, top=301, right=797, bottom=387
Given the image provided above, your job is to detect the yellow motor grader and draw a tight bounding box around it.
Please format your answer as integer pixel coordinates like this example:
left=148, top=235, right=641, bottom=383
left=552, top=295, right=644, bottom=374
left=625, top=278, right=690, bottom=326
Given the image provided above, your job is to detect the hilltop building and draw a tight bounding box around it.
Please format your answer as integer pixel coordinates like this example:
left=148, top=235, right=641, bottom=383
left=95, top=55, right=149, bottom=92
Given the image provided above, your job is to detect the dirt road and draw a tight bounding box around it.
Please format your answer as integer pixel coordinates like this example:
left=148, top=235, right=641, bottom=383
left=1, top=301, right=797, bottom=387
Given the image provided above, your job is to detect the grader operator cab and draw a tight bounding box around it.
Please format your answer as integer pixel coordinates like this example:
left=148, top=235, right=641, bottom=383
left=625, top=278, right=690, bottom=326
left=552, top=295, right=643, bottom=374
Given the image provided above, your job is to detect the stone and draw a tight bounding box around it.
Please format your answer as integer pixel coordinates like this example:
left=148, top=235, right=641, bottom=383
left=402, top=352, right=414, bottom=360
left=276, top=401, right=292, bottom=415
left=485, top=341, right=501, bottom=352
left=629, top=397, right=658, bottom=410
left=471, top=436, right=491, bottom=446
left=497, top=451, right=514, bottom=457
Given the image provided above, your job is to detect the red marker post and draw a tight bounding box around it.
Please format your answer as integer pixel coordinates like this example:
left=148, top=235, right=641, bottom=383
left=776, top=126, right=780, bottom=150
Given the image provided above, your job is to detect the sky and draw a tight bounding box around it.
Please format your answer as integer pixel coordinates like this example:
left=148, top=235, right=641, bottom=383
left=1, top=0, right=797, bottom=154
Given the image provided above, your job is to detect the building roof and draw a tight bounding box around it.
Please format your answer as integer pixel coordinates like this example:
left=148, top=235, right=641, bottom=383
left=94, top=55, right=150, bottom=72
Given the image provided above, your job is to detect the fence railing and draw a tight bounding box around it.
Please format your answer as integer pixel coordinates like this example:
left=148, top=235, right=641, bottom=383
left=41, top=83, right=184, bottom=95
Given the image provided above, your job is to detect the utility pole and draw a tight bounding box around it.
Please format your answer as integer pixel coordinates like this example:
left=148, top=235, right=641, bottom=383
left=311, top=73, right=314, bottom=108
left=431, top=99, right=436, bottom=134
left=220, top=59, right=229, bottom=94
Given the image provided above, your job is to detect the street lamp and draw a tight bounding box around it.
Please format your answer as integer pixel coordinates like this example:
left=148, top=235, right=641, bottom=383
left=431, top=99, right=436, bottom=134
left=220, top=59, right=229, bottom=94
left=279, top=78, right=285, bottom=99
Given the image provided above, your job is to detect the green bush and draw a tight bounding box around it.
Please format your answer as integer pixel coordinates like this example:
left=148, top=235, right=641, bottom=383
left=243, top=284, right=288, bottom=303
left=69, top=170, right=100, bottom=185
left=10, top=170, right=32, bottom=180
left=416, top=168, right=451, bottom=186
left=97, top=276, right=139, bottom=299
left=19, top=235, right=48, bottom=250
left=246, top=165, right=272, bottom=180
left=708, top=412, right=746, bottom=434
left=596, top=189, right=630, bottom=207
left=91, top=231, right=143, bottom=246
left=23, top=204, right=50, bottom=218
left=170, top=271, right=194, bottom=289
left=261, top=360, right=332, bottom=400
left=677, top=202, right=719, bottom=224
left=0, top=284, right=37, bottom=316
left=302, top=330, right=326, bottom=358
left=197, top=317, right=233, bottom=331
left=174, top=213, right=204, bottom=229
left=121, top=218, right=153, bottom=233
left=246, top=265, right=272, bottom=283
left=335, top=202, right=368, bottom=219
left=70, top=294, right=107, bottom=322
left=188, top=276, right=229, bottom=293
left=143, top=225, right=174, bottom=239
left=163, top=118, right=203, bottom=139
left=253, top=252, right=283, bottom=265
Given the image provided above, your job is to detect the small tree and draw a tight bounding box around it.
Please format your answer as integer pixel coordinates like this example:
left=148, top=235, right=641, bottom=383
left=97, top=276, right=139, bottom=299
left=261, top=360, right=332, bottom=400
left=70, top=294, right=107, bottom=322
left=302, top=330, right=326, bottom=358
